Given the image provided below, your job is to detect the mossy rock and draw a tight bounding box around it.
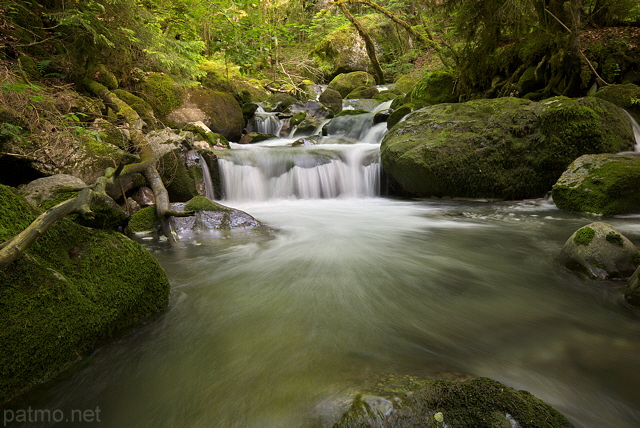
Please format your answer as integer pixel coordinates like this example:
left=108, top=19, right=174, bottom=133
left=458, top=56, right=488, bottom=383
left=592, top=83, right=640, bottom=123
left=517, top=66, right=545, bottom=97
left=559, top=222, right=638, bottom=279
left=552, top=153, right=640, bottom=215
left=138, top=73, right=184, bottom=118
left=125, top=206, right=159, bottom=234
left=238, top=132, right=277, bottom=145
left=346, top=86, right=380, bottom=100
left=312, top=374, right=572, bottom=428
left=112, top=89, right=158, bottom=130
left=318, top=88, right=343, bottom=114
left=625, top=267, right=640, bottom=307
left=404, top=71, right=458, bottom=108
left=234, top=79, right=270, bottom=104
left=387, top=105, right=412, bottom=129
left=328, top=72, right=376, bottom=98
left=166, top=87, right=243, bottom=142
left=290, top=112, right=307, bottom=128
left=184, top=196, right=230, bottom=212
left=89, top=64, right=118, bottom=90
left=381, top=96, right=635, bottom=199
left=394, top=74, right=419, bottom=94
left=335, top=109, right=370, bottom=117
left=264, top=93, right=298, bottom=113
left=0, top=184, right=169, bottom=403
left=182, top=122, right=230, bottom=149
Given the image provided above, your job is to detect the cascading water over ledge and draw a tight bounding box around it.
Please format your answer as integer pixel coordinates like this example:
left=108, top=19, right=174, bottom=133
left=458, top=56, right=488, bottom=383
left=214, top=101, right=392, bottom=202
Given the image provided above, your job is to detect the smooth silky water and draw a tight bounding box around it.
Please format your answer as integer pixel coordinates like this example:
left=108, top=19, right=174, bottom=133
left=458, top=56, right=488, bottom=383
left=8, top=107, right=640, bottom=428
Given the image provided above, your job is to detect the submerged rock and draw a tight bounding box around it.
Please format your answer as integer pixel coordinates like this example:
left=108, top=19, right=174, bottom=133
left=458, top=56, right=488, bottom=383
left=552, top=153, right=640, bottom=215
left=170, top=198, right=270, bottom=234
left=381, top=96, right=635, bottom=199
left=306, top=374, right=572, bottom=428
left=559, top=222, right=639, bottom=279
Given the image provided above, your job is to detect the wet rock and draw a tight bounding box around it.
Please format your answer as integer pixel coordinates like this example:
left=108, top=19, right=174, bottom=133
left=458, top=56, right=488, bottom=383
left=19, top=174, right=86, bottom=208
left=559, top=222, right=638, bottom=279
left=238, top=132, right=278, bottom=145
left=169, top=198, right=271, bottom=234
left=552, top=153, right=640, bottom=215
left=306, top=374, right=572, bottom=428
left=131, top=186, right=156, bottom=207
left=318, top=88, right=343, bottom=115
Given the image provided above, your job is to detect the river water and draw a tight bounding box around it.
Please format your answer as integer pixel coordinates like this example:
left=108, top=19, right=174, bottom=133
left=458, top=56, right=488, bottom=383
left=8, top=107, right=640, bottom=428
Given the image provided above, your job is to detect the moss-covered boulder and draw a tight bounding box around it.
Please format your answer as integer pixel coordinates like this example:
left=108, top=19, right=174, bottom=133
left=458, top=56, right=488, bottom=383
left=309, top=374, right=572, bottom=428
left=159, top=146, right=200, bottom=202
left=346, top=86, right=380, bottom=100
left=381, top=96, right=635, bottom=199
left=0, top=185, right=169, bottom=403
left=166, top=87, right=243, bottom=142
left=552, top=153, right=640, bottom=215
left=394, top=74, right=419, bottom=94
left=559, top=222, right=638, bottom=279
left=125, top=205, right=159, bottom=234
left=138, top=73, right=184, bottom=119
left=404, top=71, right=458, bottom=108
left=89, top=64, right=118, bottom=90
left=328, top=72, right=376, bottom=98
left=592, top=83, right=640, bottom=123
left=19, top=175, right=127, bottom=230
left=182, top=121, right=230, bottom=150
left=318, top=88, right=343, bottom=114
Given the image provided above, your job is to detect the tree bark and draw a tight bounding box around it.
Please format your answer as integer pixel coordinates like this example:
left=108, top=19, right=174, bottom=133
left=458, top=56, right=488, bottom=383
left=336, top=2, right=385, bottom=84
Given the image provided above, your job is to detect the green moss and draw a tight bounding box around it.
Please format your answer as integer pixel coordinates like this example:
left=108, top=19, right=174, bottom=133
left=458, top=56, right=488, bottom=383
left=346, top=86, right=379, bottom=100
left=290, top=112, right=307, bottom=128
left=90, top=64, right=118, bottom=90
left=574, top=227, right=596, bottom=246
left=184, top=196, right=231, bottom=212
left=405, top=71, right=458, bottom=108
left=160, top=150, right=198, bottom=202
left=112, top=89, right=156, bottom=129
left=125, top=206, right=158, bottom=234
left=0, top=185, right=169, bottom=403
left=335, top=109, right=370, bottom=117
left=633, top=251, right=640, bottom=267
left=138, top=73, right=184, bottom=118
left=334, top=375, right=572, bottom=428
left=606, top=232, right=624, bottom=246
left=328, top=72, right=376, bottom=98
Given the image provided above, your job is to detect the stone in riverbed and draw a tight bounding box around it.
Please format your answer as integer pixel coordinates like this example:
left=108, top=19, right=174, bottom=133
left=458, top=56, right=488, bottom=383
left=559, top=222, right=638, bottom=279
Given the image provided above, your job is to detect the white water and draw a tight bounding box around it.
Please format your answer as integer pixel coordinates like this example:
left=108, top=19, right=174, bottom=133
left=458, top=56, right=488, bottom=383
left=624, top=111, right=640, bottom=151
left=198, top=153, right=216, bottom=200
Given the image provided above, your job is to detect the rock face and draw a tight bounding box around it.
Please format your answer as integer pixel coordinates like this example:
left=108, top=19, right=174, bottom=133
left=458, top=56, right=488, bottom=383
left=166, top=87, right=244, bottom=142
left=552, top=153, right=640, bottom=215
left=0, top=184, right=170, bottom=403
left=592, top=83, right=640, bottom=122
left=170, top=198, right=269, bottom=234
left=403, top=71, right=458, bottom=108
left=307, top=374, right=572, bottom=428
left=381, top=96, right=635, bottom=199
left=559, top=222, right=638, bottom=279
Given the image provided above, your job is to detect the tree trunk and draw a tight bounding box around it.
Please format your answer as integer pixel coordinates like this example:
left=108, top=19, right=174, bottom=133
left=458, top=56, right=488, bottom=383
left=336, top=2, right=385, bottom=84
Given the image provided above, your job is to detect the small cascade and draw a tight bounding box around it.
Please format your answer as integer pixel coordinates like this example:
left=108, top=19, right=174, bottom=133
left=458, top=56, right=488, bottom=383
left=218, top=145, right=381, bottom=201
left=247, top=107, right=284, bottom=136
left=199, top=153, right=216, bottom=200
left=218, top=99, right=391, bottom=202
left=624, top=111, right=640, bottom=151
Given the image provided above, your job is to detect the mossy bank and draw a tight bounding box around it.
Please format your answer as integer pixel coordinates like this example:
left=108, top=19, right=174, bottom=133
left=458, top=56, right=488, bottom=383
left=0, top=185, right=170, bottom=404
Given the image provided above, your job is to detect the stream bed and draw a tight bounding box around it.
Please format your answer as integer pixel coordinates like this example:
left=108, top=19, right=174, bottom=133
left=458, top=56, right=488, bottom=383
left=10, top=197, right=640, bottom=427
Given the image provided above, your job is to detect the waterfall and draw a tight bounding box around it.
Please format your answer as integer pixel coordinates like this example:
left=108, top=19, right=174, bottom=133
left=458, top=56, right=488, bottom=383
left=247, top=107, right=284, bottom=136
left=199, top=153, right=216, bottom=200
left=624, top=111, right=640, bottom=151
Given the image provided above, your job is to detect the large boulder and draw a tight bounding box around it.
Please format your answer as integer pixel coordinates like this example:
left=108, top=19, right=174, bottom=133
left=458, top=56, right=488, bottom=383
left=381, top=96, right=635, bottom=199
left=0, top=184, right=169, bottom=403
left=308, top=374, right=572, bottom=427
left=559, top=222, right=639, bottom=279
left=328, top=72, right=376, bottom=98
left=552, top=153, right=640, bottom=215
left=166, top=87, right=244, bottom=142
left=318, top=88, right=343, bottom=114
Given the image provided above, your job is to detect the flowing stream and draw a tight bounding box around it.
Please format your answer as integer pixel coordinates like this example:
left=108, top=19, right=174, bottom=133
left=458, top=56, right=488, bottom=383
left=8, top=104, right=640, bottom=428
